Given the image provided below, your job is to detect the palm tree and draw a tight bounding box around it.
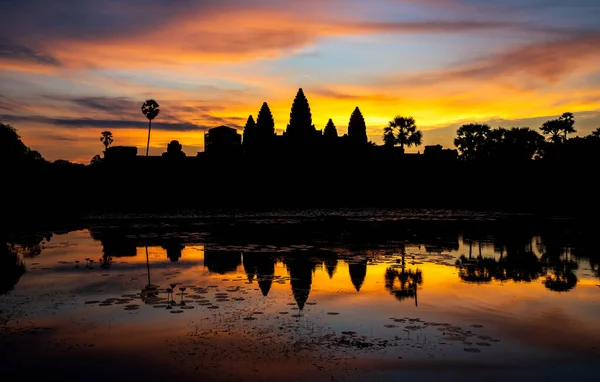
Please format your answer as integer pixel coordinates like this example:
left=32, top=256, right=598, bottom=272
left=454, top=123, right=491, bottom=160
left=385, top=116, right=423, bottom=152
left=141, top=99, right=160, bottom=156
left=540, top=112, right=576, bottom=144
left=100, top=131, right=113, bottom=152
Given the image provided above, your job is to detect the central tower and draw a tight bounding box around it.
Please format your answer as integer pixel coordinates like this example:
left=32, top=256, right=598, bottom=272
left=285, top=88, right=319, bottom=143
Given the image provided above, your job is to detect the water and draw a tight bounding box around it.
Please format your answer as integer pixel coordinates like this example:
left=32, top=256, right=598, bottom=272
left=1, top=213, right=599, bottom=381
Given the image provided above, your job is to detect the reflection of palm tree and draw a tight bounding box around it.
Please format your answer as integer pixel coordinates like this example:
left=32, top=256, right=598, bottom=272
left=456, top=255, right=497, bottom=283
left=539, top=236, right=579, bottom=292
left=384, top=267, right=422, bottom=305
left=384, top=252, right=422, bottom=306
left=542, top=249, right=578, bottom=292
left=144, top=245, right=158, bottom=289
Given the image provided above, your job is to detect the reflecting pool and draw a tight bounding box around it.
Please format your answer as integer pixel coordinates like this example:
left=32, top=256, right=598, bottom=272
left=2, top=213, right=599, bottom=381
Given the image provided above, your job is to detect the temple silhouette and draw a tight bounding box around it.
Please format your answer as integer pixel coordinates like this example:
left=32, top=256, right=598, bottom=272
left=104, top=88, right=425, bottom=161
left=3, top=96, right=600, bottom=221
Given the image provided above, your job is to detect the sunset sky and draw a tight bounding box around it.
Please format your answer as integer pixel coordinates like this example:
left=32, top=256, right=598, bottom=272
left=1, top=0, right=600, bottom=162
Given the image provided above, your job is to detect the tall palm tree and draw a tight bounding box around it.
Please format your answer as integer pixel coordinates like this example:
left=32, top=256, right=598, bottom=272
left=141, top=99, right=160, bottom=156
left=386, top=116, right=423, bottom=152
left=454, top=123, right=491, bottom=160
left=99, top=131, right=113, bottom=152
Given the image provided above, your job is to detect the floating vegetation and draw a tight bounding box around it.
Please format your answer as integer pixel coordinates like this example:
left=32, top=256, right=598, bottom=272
left=84, top=301, right=100, bottom=304
left=327, top=312, right=340, bottom=315
left=464, top=348, right=481, bottom=353
left=170, top=310, right=184, bottom=314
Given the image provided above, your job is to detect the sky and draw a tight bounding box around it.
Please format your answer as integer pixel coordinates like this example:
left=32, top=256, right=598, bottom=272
left=1, top=0, right=600, bottom=162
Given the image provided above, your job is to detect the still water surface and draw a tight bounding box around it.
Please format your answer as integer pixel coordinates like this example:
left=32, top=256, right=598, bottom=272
left=2, top=214, right=599, bottom=381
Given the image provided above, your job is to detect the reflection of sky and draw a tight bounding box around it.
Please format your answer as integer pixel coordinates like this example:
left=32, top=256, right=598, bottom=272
left=6, top=227, right=599, bottom=364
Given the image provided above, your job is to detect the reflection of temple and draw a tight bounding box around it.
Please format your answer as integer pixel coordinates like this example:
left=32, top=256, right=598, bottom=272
left=89, top=228, right=138, bottom=257
left=242, top=252, right=276, bottom=296
left=284, top=254, right=318, bottom=310
left=203, top=250, right=242, bottom=274
left=348, top=258, right=367, bottom=292
left=324, top=258, right=338, bottom=279
left=162, top=240, right=185, bottom=262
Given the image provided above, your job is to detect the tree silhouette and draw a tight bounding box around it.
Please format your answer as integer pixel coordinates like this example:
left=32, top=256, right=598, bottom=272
left=590, top=127, right=600, bottom=138
left=90, top=154, right=102, bottom=165
left=165, top=140, right=185, bottom=158
left=348, top=107, right=367, bottom=144
left=0, top=123, right=45, bottom=163
left=286, top=88, right=316, bottom=141
left=242, top=115, right=256, bottom=147
left=540, top=112, right=576, bottom=144
left=323, top=118, right=338, bottom=140
left=486, top=127, right=545, bottom=161
left=384, top=116, right=423, bottom=152
left=141, top=99, right=160, bottom=156
left=454, top=123, right=491, bottom=160
left=100, top=131, right=113, bottom=152
left=255, top=102, right=275, bottom=144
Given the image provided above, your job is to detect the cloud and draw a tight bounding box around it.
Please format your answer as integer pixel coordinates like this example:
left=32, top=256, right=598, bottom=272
left=0, top=40, right=61, bottom=67
left=0, top=0, right=587, bottom=69
left=0, top=114, right=209, bottom=132
left=71, top=96, right=138, bottom=113
left=35, top=132, right=78, bottom=142
left=370, top=31, right=600, bottom=88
